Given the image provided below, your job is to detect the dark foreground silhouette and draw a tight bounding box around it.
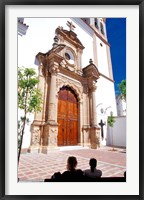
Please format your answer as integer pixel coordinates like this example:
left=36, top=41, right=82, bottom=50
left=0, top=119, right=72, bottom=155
left=44, top=176, right=126, bottom=182
left=44, top=156, right=126, bottom=182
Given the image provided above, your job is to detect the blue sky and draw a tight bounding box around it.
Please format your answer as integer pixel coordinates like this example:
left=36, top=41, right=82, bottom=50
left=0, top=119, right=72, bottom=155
left=106, top=18, right=126, bottom=95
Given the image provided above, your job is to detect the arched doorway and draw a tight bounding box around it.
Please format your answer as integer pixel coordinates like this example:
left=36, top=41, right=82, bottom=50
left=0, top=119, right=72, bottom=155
left=57, top=86, right=78, bottom=146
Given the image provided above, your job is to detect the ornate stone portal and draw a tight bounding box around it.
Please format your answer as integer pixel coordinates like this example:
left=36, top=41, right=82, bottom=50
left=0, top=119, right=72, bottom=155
left=29, top=22, right=100, bottom=153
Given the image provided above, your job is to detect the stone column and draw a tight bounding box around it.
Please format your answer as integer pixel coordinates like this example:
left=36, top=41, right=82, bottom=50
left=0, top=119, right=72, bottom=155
left=91, top=90, right=97, bottom=126
left=48, top=64, right=59, bottom=122
left=41, top=63, right=59, bottom=153
left=89, top=80, right=97, bottom=127
left=77, top=48, right=82, bottom=71
left=88, top=79, right=100, bottom=149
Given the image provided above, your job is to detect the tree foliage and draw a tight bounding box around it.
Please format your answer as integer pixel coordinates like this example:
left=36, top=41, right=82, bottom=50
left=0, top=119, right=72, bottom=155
left=107, top=112, right=116, bottom=150
left=107, top=113, right=115, bottom=127
left=118, top=80, right=126, bottom=102
left=18, top=67, right=42, bottom=113
left=18, top=67, right=42, bottom=162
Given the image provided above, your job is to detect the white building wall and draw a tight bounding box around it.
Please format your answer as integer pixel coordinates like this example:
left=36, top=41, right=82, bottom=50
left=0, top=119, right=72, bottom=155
left=96, top=37, right=109, bottom=77
left=116, top=96, right=126, bottom=116
left=106, top=116, right=126, bottom=147
left=96, top=76, right=117, bottom=116
left=96, top=76, right=117, bottom=145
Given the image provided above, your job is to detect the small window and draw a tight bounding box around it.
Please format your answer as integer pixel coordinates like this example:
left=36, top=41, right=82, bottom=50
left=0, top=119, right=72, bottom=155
left=95, top=18, right=99, bottom=29
left=100, top=43, right=103, bottom=47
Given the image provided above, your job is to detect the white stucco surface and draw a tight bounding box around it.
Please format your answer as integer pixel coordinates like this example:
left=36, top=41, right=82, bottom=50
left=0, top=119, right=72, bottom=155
left=96, top=37, right=109, bottom=77
left=106, top=116, right=126, bottom=147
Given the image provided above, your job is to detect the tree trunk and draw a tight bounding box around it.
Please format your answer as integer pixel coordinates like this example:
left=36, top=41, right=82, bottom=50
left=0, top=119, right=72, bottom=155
left=18, top=85, right=28, bottom=164
left=18, top=114, right=26, bottom=164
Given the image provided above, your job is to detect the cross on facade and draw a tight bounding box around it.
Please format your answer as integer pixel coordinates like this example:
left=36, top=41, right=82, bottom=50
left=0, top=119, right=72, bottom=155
left=66, top=21, right=76, bottom=31
left=99, top=119, right=105, bottom=140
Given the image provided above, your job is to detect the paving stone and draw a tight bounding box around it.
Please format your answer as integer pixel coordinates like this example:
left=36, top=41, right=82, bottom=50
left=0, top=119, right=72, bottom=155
left=18, top=147, right=126, bottom=182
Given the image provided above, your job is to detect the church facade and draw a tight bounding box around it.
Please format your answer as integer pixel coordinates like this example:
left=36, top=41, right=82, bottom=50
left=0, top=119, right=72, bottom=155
left=18, top=18, right=117, bottom=153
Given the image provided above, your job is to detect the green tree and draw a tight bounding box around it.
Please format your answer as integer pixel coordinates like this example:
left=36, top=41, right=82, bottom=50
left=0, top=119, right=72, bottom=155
left=107, top=112, right=116, bottom=151
left=18, top=67, right=42, bottom=163
left=118, top=80, right=126, bottom=101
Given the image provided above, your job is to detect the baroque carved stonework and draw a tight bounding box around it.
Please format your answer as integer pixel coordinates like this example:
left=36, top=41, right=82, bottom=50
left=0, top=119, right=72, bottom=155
left=49, top=65, right=60, bottom=75
left=49, top=128, right=58, bottom=145
left=56, top=75, right=83, bottom=100
left=30, top=24, right=101, bottom=153
left=88, top=79, right=97, bottom=92
left=32, top=128, right=40, bottom=145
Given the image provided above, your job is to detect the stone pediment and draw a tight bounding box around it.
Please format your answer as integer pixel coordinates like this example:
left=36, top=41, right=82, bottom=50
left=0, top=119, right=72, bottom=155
left=83, top=60, right=100, bottom=80
left=48, top=44, right=66, bottom=55
left=36, top=44, right=65, bottom=66
left=55, top=27, right=85, bottom=50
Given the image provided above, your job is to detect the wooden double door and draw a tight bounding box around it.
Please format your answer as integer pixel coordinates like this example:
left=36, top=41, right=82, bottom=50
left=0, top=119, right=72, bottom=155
left=57, top=86, right=78, bottom=146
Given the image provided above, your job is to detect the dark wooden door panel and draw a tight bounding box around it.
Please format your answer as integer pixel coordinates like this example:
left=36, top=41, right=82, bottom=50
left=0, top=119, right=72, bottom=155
left=68, top=120, right=78, bottom=145
left=58, top=86, right=78, bottom=146
left=58, top=100, right=67, bottom=118
left=57, top=118, right=65, bottom=146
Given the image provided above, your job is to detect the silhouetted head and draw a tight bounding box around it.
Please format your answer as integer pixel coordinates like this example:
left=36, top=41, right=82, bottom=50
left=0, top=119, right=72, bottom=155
left=89, top=158, right=97, bottom=172
left=67, top=156, right=77, bottom=171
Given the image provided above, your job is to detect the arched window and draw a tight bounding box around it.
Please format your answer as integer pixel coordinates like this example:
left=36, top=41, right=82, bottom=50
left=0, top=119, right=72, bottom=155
left=100, top=22, right=105, bottom=35
left=95, top=18, right=99, bottom=29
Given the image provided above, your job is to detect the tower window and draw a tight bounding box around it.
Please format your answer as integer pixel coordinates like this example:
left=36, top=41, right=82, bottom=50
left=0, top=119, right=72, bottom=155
left=82, top=18, right=90, bottom=25
left=100, top=22, right=105, bottom=35
left=95, top=18, right=99, bottom=29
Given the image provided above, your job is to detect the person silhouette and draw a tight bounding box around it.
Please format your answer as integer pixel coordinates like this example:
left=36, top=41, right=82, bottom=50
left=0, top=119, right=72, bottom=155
left=124, top=171, right=126, bottom=178
left=62, top=156, right=84, bottom=181
left=84, top=158, right=102, bottom=178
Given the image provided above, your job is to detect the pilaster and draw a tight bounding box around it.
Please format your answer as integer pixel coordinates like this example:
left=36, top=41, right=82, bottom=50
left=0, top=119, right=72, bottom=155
left=89, top=127, right=100, bottom=149
left=88, top=79, right=97, bottom=127
left=88, top=79, right=101, bottom=149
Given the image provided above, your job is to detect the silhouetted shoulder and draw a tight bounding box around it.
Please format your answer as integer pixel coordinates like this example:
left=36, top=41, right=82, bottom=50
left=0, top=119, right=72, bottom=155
left=84, top=169, right=102, bottom=178
left=62, top=169, right=84, bottom=180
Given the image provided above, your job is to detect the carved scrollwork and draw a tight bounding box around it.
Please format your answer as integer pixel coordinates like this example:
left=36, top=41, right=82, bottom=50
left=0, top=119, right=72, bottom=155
left=49, top=66, right=59, bottom=75
left=56, top=76, right=83, bottom=101
left=32, top=128, right=40, bottom=145
left=49, top=128, right=58, bottom=145
left=88, top=79, right=97, bottom=92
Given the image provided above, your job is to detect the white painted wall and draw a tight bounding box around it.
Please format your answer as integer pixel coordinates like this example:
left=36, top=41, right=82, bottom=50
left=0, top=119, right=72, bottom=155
left=106, top=116, right=126, bottom=147
left=96, top=76, right=117, bottom=145
left=116, top=96, right=126, bottom=116
left=96, top=76, right=117, bottom=116
left=96, top=37, right=109, bottom=77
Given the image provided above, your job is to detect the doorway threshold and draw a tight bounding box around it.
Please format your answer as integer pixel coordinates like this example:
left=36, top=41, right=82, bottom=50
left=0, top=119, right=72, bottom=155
left=59, top=146, right=89, bottom=151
